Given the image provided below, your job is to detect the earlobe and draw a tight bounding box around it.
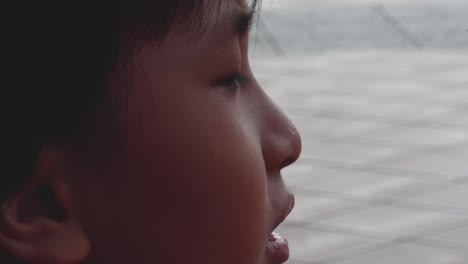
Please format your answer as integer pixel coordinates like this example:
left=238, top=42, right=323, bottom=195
left=0, top=146, right=90, bottom=263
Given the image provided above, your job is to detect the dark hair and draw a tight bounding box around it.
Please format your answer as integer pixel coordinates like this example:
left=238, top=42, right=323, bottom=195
left=3, top=0, right=258, bottom=204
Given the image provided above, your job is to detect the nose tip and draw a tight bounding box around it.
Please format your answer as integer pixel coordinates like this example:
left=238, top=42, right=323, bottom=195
left=280, top=121, right=302, bottom=169
left=262, top=114, right=302, bottom=172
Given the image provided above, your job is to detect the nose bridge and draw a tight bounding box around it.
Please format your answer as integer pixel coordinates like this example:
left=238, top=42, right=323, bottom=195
left=259, top=92, right=302, bottom=172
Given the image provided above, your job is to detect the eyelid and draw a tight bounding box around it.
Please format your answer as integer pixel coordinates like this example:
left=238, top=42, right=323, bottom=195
left=217, top=72, right=250, bottom=90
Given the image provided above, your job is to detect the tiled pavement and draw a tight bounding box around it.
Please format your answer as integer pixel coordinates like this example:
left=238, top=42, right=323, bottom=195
left=249, top=1, right=468, bottom=263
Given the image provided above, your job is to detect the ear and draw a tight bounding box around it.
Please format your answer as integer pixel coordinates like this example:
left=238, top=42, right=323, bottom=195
left=0, top=145, right=90, bottom=263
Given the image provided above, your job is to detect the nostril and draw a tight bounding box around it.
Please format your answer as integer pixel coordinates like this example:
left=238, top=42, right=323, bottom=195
left=280, top=157, right=295, bottom=169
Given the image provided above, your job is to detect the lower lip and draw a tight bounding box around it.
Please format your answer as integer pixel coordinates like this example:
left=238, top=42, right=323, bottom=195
left=266, top=232, right=289, bottom=263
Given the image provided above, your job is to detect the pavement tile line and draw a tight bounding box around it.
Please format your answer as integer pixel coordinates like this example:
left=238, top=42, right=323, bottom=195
left=297, top=188, right=468, bottom=217
left=284, top=219, right=468, bottom=263
left=291, top=186, right=468, bottom=221
left=298, top=157, right=467, bottom=184
left=311, top=136, right=468, bottom=157
left=254, top=3, right=468, bottom=55
left=285, top=108, right=468, bottom=130
left=298, top=133, right=468, bottom=157
left=372, top=4, right=426, bottom=49
left=251, top=1, right=468, bottom=263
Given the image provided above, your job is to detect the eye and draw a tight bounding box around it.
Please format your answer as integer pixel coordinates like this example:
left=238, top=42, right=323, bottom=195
left=217, top=72, right=250, bottom=90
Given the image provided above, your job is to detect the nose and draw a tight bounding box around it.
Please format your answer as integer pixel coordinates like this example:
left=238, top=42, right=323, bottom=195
left=260, top=94, right=302, bottom=173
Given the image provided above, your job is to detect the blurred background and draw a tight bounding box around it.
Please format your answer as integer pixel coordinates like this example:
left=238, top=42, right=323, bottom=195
left=249, top=0, right=468, bottom=263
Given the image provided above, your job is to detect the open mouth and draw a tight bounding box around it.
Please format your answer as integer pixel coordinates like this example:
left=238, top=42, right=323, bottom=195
left=266, top=232, right=290, bottom=263
left=265, top=194, right=295, bottom=263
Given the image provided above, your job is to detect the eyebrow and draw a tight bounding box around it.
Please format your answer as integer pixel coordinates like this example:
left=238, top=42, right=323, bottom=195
left=232, top=8, right=256, bottom=35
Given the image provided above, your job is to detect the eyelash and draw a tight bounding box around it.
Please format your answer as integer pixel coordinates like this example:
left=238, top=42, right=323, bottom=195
left=218, top=72, right=250, bottom=90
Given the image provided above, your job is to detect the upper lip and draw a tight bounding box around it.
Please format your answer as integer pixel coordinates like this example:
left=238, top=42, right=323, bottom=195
left=271, top=194, right=295, bottom=232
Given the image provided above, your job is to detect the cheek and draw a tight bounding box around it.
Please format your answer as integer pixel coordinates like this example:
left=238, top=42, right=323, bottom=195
left=123, top=122, right=267, bottom=263
left=98, top=85, right=269, bottom=263
left=167, top=124, right=265, bottom=256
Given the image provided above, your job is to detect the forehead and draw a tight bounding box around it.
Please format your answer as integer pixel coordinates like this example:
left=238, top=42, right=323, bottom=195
left=128, top=0, right=258, bottom=45
left=180, top=0, right=256, bottom=43
left=180, top=0, right=253, bottom=32
left=124, top=0, right=257, bottom=60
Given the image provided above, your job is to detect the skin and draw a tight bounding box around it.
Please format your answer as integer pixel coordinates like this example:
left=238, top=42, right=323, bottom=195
left=0, top=1, right=301, bottom=263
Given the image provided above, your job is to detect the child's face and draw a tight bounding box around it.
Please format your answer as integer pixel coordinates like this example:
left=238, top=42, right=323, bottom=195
left=71, top=1, right=301, bottom=264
